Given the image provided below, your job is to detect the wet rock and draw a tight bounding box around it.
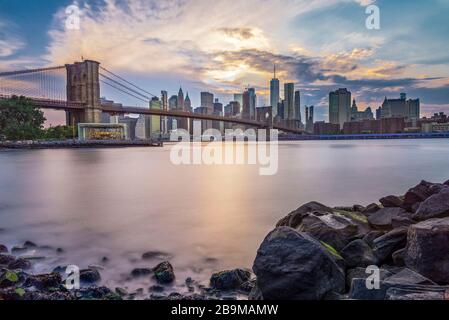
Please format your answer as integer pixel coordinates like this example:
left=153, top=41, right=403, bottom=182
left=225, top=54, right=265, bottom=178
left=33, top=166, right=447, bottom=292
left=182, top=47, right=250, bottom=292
left=353, top=205, right=366, bottom=212
left=384, top=268, right=436, bottom=286
left=248, top=283, right=263, bottom=300
left=363, top=231, right=385, bottom=247
left=80, top=268, right=101, bottom=284
left=405, top=217, right=449, bottom=284
left=153, top=261, right=175, bottom=284
left=380, top=195, right=403, bottom=208
left=210, top=269, right=251, bottom=291
left=445, top=179, right=449, bottom=186
left=341, top=239, right=378, bottom=268
left=276, top=201, right=334, bottom=228
left=346, top=267, right=392, bottom=288
left=8, top=257, right=32, bottom=270
left=253, top=227, right=345, bottom=300
left=149, top=285, right=165, bottom=292
left=115, top=287, right=128, bottom=297
left=349, top=278, right=449, bottom=300
left=0, top=245, right=7, bottom=253
left=74, top=286, right=121, bottom=300
left=362, top=203, right=381, bottom=216
left=413, top=188, right=449, bottom=221
left=56, top=248, right=64, bottom=254
left=131, top=268, right=152, bottom=277
left=0, top=254, right=16, bottom=267
left=402, top=180, right=444, bottom=210
left=373, top=227, right=408, bottom=263
left=386, top=288, right=446, bottom=300
left=392, top=248, right=406, bottom=267
left=142, top=251, right=172, bottom=260
left=368, top=207, right=410, bottom=230
left=23, top=241, right=37, bottom=248
left=24, top=273, right=63, bottom=290
left=239, top=279, right=256, bottom=294
left=11, top=246, right=28, bottom=254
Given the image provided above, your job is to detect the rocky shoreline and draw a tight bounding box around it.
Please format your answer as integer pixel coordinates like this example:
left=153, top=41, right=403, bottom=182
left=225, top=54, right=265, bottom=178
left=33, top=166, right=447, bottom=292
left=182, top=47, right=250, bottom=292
left=1, top=179, right=449, bottom=300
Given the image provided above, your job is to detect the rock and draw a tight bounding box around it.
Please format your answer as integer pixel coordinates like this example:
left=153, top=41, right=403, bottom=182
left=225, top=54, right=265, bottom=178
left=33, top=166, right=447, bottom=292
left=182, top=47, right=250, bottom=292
left=276, top=201, right=333, bottom=228
left=115, top=287, right=128, bottom=297
left=80, top=269, right=101, bottom=283
left=444, top=179, right=449, bottom=186
left=11, top=246, right=28, bottom=254
left=210, top=269, right=251, bottom=291
left=8, top=257, right=32, bottom=270
left=363, top=231, right=385, bottom=247
left=23, top=241, right=37, bottom=248
left=341, top=239, right=378, bottom=268
left=248, top=283, right=263, bottom=300
left=239, top=279, right=256, bottom=294
left=0, top=245, right=7, bottom=253
left=253, top=227, right=345, bottom=300
left=349, top=278, right=449, bottom=300
left=353, top=205, right=366, bottom=212
left=131, top=268, right=152, bottom=277
left=149, top=285, right=165, bottom=292
left=414, top=188, right=449, bottom=221
left=0, top=254, right=16, bottom=267
left=153, top=261, right=175, bottom=284
left=142, top=251, right=172, bottom=260
left=296, top=212, right=360, bottom=251
left=368, top=207, right=410, bottom=230
left=402, top=180, right=444, bottom=210
left=380, top=195, right=403, bottom=208
left=386, top=287, right=446, bottom=300
left=74, top=286, right=120, bottom=300
left=373, top=227, right=408, bottom=263
left=392, top=248, right=406, bottom=267
left=362, top=203, right=381, bottom=216
left=384, top=268, right=436, bottom=286
left=346, top=267, right=392, bottom=288
left=405, top=217, right=449, bottom=284
left=24, top=273, right=63, bottom=290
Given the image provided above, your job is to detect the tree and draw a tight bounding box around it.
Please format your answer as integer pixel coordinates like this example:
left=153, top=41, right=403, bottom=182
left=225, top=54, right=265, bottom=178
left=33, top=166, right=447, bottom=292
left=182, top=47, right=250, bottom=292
left=0, top=96, right=46, bottom=140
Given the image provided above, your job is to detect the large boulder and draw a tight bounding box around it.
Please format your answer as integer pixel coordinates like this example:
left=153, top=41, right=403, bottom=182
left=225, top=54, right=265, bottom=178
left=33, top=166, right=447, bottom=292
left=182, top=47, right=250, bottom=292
left=368, top=208, right=411, bottom=231
left=372, top=227, right=408, bottom=263
left=210, top=269, right=251, bottom=291
left=413, top=188, right=449, bottom=221
left=153, top=261, right=175, bottom=284
left=405, top=217, right=449, bottom=284
left=362, top=203, right=381, bottom=216
left=276, top=202, right=333, bottom=228
left=380, top=195, right=403, bottom=208
left=341, top=239, right=378, bottom=268
left=402, top=181, right=445, bottom=210
left=253, top=227, right=345, bottom=300
left=80, top=268, right=101, bottom=284
left=0, top=245, right=7, bottom=253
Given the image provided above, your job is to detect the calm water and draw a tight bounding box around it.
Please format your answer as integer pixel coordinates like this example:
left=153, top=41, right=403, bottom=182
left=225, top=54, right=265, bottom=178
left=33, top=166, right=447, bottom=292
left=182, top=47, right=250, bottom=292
left=1, top=140, right=449, bottom=292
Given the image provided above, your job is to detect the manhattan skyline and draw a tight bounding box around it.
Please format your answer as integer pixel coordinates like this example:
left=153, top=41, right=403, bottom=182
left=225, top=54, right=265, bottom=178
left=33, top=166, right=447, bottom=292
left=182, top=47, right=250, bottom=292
left=0, top=0, right=448, bottom=125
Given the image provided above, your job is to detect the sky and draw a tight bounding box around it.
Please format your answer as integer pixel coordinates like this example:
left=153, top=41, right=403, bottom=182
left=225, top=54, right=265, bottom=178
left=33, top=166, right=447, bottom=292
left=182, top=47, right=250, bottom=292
left=0, top=0, right=448, bottom=125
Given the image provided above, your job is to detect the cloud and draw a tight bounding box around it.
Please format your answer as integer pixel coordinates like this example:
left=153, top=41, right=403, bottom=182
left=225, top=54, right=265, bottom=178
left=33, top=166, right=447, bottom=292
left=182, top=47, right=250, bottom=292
left=0, top=21, right=25, bottom=58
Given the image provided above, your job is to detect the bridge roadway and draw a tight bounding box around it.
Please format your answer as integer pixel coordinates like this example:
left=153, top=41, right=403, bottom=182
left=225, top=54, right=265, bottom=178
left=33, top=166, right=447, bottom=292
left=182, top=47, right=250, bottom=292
left=0, top=95, right=304, bottom=134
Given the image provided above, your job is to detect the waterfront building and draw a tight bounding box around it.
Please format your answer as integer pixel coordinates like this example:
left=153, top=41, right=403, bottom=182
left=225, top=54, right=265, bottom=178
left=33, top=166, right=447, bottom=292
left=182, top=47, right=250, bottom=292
left=313, top=121, right=340, bottom=135
left=184, top=92, right=192, bottom=112
left=284, top=83, right=294, bottom=120
left=270, top=65, right=280, bottom=118
left=149, top=97, right=162, bottom=138
left=305, top=105, right=314, bottom=133
left=233, top=93, right=243, bottom=112
left=135, top=114, right=150, bottom=140
left=294, top=90, right=302, bottom=122
left=242, top=88, right=256, bottom=120
left=380, top=93, right=420, bottom=120
left=118, top=116, right=138, bottom=140
left=350, top=100, right=374, bottom=121
left=329, top=88, right=351, bottom=129
left=161, top=90, right=168, bottom=134
left=213, top=98, right=224, bottom=132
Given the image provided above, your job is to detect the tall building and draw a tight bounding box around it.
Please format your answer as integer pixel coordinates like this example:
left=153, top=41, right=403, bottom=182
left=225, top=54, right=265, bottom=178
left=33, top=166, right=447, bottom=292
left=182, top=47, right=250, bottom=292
left=242, top=88, right=256, bottom=120
left=284, top=83, right=294, bottom=120
left=329, top=88, right=351, bottom=129
left=380, top=93, right=420, bottom=120
left=213, top=98, right=224, bottom=132
left=305, top=105, right=314, bottom=133
left=184, top=92, right=192, bottom=112
left=201, top=92, right=214, bottom=110
left=135, top=114, right=150, bottom=140
left=270, top=65, right=280, bottom=118
left=177, top=87, right=185, bottom=110
left=149, top=96, right=162, bottom=137
left=234, top=94, right=243, bottom=112
left=161, top=91, right=168, bottom=134
left=294, top=90, right=301, bottom=122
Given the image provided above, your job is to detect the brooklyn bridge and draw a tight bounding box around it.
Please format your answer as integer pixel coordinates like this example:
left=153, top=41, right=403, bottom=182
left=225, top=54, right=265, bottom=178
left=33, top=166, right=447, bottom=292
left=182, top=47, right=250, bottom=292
left=0, top=60, right=304, bottom=135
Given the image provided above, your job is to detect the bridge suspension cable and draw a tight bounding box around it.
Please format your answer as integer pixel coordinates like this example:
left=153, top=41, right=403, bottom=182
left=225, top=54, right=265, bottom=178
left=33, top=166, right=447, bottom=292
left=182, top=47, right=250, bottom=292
left=99, top=66, right=157, bottom=98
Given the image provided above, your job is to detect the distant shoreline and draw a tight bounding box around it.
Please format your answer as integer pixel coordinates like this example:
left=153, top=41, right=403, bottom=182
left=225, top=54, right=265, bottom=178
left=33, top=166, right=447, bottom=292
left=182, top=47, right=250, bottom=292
left=0, top=140, right=163, bottom=150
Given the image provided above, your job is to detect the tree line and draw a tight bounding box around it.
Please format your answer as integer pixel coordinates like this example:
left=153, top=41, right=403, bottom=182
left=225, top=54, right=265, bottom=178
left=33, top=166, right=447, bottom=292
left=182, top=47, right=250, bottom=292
left=0, top=96, right=76, bottom=141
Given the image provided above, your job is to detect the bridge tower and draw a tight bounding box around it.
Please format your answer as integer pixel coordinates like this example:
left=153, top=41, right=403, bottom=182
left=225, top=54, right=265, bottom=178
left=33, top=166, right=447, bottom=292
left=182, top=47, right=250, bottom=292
left=65, top=60, right=102, bottom=126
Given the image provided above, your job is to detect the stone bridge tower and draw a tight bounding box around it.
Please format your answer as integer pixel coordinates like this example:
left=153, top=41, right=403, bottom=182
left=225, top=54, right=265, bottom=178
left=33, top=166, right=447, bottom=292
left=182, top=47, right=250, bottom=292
left=66, top=60, right=102, bottom=125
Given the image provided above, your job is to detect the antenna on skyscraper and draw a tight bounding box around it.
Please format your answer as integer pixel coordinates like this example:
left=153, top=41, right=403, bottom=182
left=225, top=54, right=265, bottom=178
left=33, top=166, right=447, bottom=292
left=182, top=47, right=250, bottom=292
left=274, top=64, right=276, bottom=79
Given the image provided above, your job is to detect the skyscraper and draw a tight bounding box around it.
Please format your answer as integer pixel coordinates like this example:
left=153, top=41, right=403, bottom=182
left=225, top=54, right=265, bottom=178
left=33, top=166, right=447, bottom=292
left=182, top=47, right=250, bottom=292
left=294, top=90, right=301, bottom=122
left=161, top=90, right=168, bottom=134
left=270, top=65, right=280, bottom=118
left=184, top=92, right=192, bottom=112
left=305, top=105, right=314, bottom=133
left=177, top=87, right=185, bottom=110
left=284, top=83, right=294, bottom=120
left=234, top=93, right=243, bottom=113
left=329, top=88, right=351, bottom=129
left=242, top=88, right=256, bottom=120
left=149, top=96, right=162, bottom=137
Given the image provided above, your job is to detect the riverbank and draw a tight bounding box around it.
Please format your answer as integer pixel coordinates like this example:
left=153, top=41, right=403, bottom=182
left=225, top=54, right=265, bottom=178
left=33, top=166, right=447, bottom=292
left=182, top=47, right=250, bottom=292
left=0, top=140, right=163, bottom=149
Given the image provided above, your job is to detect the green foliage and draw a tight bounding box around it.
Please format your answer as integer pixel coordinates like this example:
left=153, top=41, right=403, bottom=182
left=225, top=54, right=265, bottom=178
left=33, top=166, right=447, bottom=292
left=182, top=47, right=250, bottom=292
left=5, top=271, right=19, bottom=282
left=320, top=241, right=343, bottom=260
left=43, top=125, right=77, bottom=140
left=15, top=288, right=26, bottom=297
left=0, top=96, right=46, bottom=140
